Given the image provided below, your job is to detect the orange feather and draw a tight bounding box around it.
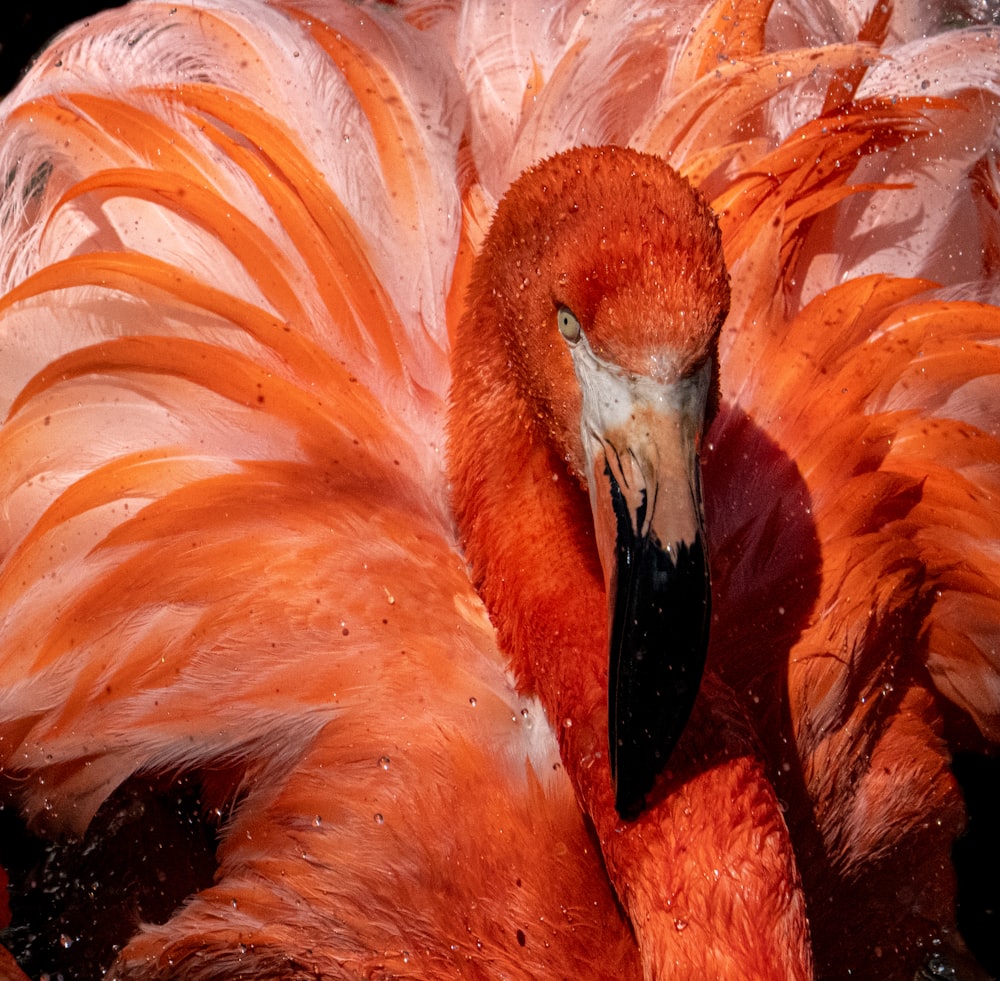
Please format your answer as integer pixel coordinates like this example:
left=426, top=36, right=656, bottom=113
left=1, top=1, right=998, bottom=979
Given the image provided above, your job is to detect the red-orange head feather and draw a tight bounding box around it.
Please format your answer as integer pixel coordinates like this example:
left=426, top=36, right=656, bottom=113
left=463, top=144, right=729, bottom=482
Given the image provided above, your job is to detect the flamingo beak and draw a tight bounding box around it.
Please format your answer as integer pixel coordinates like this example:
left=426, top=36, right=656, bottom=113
left=573, top=342, right=712, bottom=818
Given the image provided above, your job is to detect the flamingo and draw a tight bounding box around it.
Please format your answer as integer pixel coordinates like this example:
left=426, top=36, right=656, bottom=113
left=0, top=0, right=998, bottom=978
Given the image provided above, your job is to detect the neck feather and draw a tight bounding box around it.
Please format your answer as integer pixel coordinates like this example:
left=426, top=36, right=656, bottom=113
left=448, top=318, right=608, bottom=741
left=447, top=308, right=812, bottom=979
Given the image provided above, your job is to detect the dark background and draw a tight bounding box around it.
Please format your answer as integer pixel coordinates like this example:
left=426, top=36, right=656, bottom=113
left=0, top=0, right=125, bottom=94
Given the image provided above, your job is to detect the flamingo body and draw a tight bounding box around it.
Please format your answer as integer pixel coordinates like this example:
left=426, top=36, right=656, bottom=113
left=0, top=1, right=999, bottom=978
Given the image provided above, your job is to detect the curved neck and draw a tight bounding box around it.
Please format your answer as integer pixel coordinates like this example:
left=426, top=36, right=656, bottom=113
left=448, top=318, right=609, bottom=742
left=448, top=310, right=813, bottom=978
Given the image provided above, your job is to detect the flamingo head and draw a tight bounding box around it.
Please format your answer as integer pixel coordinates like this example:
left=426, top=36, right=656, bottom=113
left=462, top=145, right=730, bottom=817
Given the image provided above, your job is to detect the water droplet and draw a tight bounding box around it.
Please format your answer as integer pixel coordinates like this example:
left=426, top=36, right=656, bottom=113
left=59, top=934, right=74, bottom=949
left=469, top=696, right=477, bottom=707
left=674, top=918, right=688, bottom=932
left=312, top=815, right=322, bottom=827
left=378, top=755, right=391, bottom=770
left=374, top=812, right=385, bottom=825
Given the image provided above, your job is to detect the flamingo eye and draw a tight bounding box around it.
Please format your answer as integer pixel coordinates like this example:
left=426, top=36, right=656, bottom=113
left=557, top=307, right=582, bottom=345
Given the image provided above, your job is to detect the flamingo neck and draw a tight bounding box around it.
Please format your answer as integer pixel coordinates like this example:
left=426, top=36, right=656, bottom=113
left=448, top=312, right=814, bottom=979
left=448, top=319, right=609, bottom=751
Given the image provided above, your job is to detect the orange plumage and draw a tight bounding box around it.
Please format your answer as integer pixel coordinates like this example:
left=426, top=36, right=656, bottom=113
left=1, top=1, right=998, bottom=979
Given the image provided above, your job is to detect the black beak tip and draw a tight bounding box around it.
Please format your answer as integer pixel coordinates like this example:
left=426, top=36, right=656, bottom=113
left=610, top=702, right=692, bottom=820
left=608, top=534, right=710, bottom=821
left=613, top=764, right=653, bottom=820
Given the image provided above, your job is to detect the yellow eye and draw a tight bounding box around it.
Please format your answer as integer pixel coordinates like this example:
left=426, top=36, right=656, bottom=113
left=557, top=306, right=582, bottom=345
